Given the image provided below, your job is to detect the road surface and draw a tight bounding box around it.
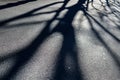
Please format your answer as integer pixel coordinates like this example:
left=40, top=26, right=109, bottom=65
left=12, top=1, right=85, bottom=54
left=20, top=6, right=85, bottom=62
left=0, top=0, right=120, bottom=80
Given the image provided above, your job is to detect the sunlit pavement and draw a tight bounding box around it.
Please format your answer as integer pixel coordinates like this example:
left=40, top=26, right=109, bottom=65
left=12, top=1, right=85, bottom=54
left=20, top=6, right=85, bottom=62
left=0, top=0, right=120, bottom=80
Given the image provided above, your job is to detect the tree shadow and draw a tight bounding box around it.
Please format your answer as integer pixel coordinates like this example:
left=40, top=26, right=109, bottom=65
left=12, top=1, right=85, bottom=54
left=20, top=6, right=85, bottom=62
left=0, top=0, right=90, bottom=80
left=0, top=0, right=37, bottom=10
left=84, top=10, right=120, bottom=71
left=0, top=0, right=77, bottom=79
left=51, top=0, right=88, bottom=80
left=87, top=0, right=120, bottom=38
left=0, top=1, right=63, bottom=26
left=1, top=0, right=119, bottom=80
left=93, top=0, right=120, bottom=29
left=0, top=1, right=65, bottom=80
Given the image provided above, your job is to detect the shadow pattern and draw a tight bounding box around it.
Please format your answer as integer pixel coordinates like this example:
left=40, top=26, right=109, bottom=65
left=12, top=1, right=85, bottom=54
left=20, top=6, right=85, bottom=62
left=0, top=0, right=120, bottom=80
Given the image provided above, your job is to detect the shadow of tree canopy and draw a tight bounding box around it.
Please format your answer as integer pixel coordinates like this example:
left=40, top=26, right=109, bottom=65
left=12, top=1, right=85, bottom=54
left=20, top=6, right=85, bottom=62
left=0, top=0, right=120, bottom=80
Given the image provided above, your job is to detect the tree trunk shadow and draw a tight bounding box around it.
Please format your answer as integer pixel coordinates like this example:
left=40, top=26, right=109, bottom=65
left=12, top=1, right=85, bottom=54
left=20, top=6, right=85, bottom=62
left=51, top=1, right=88, bottom=80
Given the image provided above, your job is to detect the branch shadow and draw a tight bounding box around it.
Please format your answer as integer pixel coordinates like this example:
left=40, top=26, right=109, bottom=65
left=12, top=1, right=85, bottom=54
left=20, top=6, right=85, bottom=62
left=88, top=0, right=120, bottom=42
left=92, top=0, right=120, bottom=30
left=0, top=0, right=89, bottom=80
left=0, top=1, right=66, bottom=80
left=0, top=1, right=63, bottom=26
left=51, top=1, right=120, bottom=79
left=0, top=0, right=82, bottom=79
left=0, top=0, right=37, bottom=10
left=84, top=11, right=120, bottom=71
left=1, top=0, right=119, bottom=80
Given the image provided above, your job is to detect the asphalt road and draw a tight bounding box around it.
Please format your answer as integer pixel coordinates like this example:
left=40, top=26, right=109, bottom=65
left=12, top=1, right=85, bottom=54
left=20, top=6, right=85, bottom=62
left=0, top=0, right=120, bottom=80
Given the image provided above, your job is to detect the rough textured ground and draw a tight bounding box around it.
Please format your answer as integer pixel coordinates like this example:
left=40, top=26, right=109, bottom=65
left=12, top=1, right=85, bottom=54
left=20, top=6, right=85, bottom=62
left=0, top=0, right=120, bottom=80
